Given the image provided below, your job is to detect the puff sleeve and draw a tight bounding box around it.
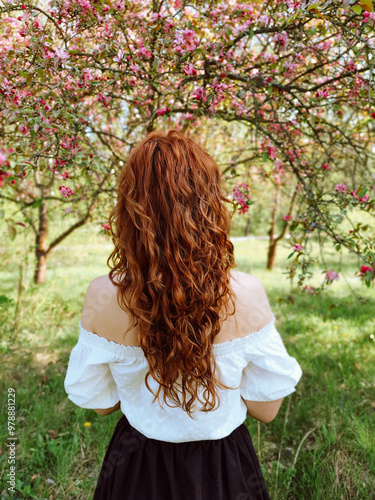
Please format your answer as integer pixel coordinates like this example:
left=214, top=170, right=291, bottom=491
left=64, top=333, right=120, bottom=409
left=240, top=320, right=302, bottom=402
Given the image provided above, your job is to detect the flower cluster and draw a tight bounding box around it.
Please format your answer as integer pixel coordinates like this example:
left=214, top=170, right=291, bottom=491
left=101, top=223, right=111, bottom=236
left=359, top=264, right=374, bottom=284
left=325, top=270, right=339, bottom=283
left=184, top=63, right=197, bottom=76
left=304, top=285, right=315, bottom=295
left=335, top=183, right=347, bottom=193
left=157, top=106, right=171, bottom=116
left=59, top=185, right=74, bottom=197
left=350, top=189, right=369, bottom=203
left=232, top=182, right=251, bottom=214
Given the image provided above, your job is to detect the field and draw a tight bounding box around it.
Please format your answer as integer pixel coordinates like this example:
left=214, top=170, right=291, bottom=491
left=1, top=222, right=374, bottom=499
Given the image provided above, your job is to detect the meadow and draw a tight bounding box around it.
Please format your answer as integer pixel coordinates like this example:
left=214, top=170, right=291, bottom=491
left=0, top=222, right=374, bottom=499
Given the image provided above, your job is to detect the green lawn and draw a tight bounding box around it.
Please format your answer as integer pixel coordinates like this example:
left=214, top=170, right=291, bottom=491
left=0, top=224, right=374, bottom=499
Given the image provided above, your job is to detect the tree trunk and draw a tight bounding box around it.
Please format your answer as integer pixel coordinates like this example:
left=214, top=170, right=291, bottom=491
left=266, top=184, right=280, bottom=270
left=267, top=241, right=277, bottom=270
left=244, top=212, right=251, bottom=236
left=34, top=198, right=49, bottom=284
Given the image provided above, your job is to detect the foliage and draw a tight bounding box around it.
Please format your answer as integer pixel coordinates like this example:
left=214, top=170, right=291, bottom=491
left=0, top=0, right=374, bottom=287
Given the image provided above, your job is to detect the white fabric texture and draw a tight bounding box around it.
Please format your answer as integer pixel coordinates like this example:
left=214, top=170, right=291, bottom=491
left=64, top=315, right=302, bottom=443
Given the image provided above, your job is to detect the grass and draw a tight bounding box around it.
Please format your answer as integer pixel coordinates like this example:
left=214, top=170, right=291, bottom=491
left=0, top=222, right=374, bottom=499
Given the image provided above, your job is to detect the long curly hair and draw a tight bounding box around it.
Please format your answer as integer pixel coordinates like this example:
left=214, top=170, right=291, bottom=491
left=107, top=129, right=239, bottom=418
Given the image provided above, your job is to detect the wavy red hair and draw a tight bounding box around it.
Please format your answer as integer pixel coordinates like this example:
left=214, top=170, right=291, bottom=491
left=107, top=130, right=238, bottom=418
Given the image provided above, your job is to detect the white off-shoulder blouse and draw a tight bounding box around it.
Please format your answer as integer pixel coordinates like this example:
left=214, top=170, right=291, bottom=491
left=64, top=315, right=302, bottom=443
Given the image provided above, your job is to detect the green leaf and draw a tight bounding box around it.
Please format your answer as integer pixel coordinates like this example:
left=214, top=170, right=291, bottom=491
left=226, top=27, right=232, bottom=37
left=262, top=153, right=269, bottom=162
left=249, top=27, right=254, bottom=39
left=359, top=188, right=368, bottom=198
left=352, top=4, right=363, bottom=14
left=310, top=26, right=317, bottom=35
left=287, top=252, right=295, bottom=259
left=26, top=73, right=33, bottom=84
left=7, top=224, right=16, bottom=241
left=37, top=68, right=45, bottom=81
left=286, top=12, right=298, bottom=26
left=19, top=70, right=28, bottom=78
left=187, top=21, right=192, bottom=29
left=359, top=0, right=373, bottom=12
left=307, top=3, right=320, bottom=10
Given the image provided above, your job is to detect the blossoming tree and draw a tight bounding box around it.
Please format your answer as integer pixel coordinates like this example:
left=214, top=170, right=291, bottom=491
left=0, top=0, right=374, bottom=287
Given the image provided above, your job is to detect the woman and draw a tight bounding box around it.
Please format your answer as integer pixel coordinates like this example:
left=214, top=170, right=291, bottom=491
left=64, top=130, right=302, bottom=499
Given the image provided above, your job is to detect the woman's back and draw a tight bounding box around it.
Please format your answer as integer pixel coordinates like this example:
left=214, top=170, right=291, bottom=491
left=65, top=269, right=301, bottom=442
left=81, top=270, right=274, bottom=347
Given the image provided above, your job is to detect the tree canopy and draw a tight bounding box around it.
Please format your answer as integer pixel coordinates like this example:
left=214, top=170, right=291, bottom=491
left=0, top=0, right=374, bottom=287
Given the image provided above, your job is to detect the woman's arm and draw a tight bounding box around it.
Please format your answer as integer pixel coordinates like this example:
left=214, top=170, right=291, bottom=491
left=242, top=397, right=284, bottom=423
left=93, top=401, right=121, bottom=416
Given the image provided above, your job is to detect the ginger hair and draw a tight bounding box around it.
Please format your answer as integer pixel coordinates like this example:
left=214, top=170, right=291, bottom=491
left=107, top=130, right=238, bottom=418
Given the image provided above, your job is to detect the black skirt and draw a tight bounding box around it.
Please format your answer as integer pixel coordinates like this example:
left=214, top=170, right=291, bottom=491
left=93, top=413, right=270, bottom=500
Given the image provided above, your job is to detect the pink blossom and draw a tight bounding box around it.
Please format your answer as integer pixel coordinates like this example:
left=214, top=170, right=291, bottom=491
left=360, top=265, right=374, bottom=275
left=363, top=11, right=375, bottom=23
left=184, top=63, right=197, bottom=76
left=258, top=15, right=271, bottom=26
left=325, top=271, right=339, bottom=283
left=60, top=136, right=72, bottom=149
left=64, top=206, right=72, bottom=214
left=113, top=49, right=125, bottom=63
left=268, top=146, right=277, bottom=160
left=316, top=89, right=329, bottom=98
left=238, top=204, right=249, bottom=215
left=192, top=86, right=206, bottom=101
left=157, top=106, right=170, bottom=116
left=19, top=124, right=29, bottom=136
left=322, top=163, right=331, bottom=171
left=101, top=223, right=111, bottom=235
left=282, top=215, right=292, bottom=221
left=293, top=244, right=302, bottom=252
left=335, top=183, right=347, bottom=193
left=138, top=46, right=152, bottom=58
left=350, top=189, right=369, bottom=202
left=130, top=63, right=140, bottom=73
left=55, top=47, right=70, bottom=61
left=233, top=183, right=250, bottom=214
left=304, top=285, right=315, bottom=295
left=59, top=185, right=74, bottom=197
left=273, top=31, right=288, bottom=52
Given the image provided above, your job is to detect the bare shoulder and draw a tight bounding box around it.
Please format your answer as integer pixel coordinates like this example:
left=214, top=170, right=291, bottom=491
left=80, top=274, right=119, bottom=333
left=230, top=270, right=274, bottom=334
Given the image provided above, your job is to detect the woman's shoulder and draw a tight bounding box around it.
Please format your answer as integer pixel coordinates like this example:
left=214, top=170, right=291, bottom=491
left=80, top=274, right=136, bottom=343
left=229, top=270, right=274, bottom=337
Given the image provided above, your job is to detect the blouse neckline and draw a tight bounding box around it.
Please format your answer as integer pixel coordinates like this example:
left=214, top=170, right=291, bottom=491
left=78, top=314, right=276, bottom=357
